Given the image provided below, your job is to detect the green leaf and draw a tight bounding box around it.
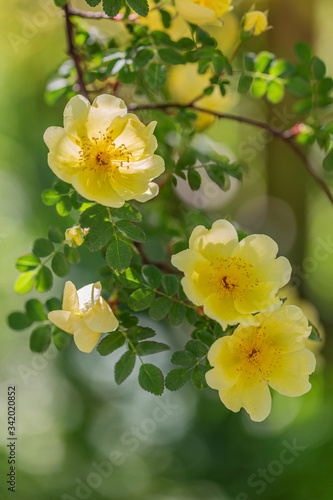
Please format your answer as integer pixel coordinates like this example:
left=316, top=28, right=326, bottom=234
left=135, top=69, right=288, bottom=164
left=169, top=302, right=186, bottom=327
left=127, top=0, right=149, bottom=16
left=35, top=266, right=53, bottom=293
left=42, top=189, right=61, bottom=206
left=149, top=297, right=172, bottom=320
left=133, top=48, right=154, bottom=70
left=80, top=204, right=108, bottom=226
left=54, top=0, right=67, bottom=6
left=165, top=368, right=190, bottom=391
left=155, top=8, right=169, bottom=27
left=142, top=265, right=162, bottom=289
left=30, top=325, right=52, bottom=353
left=25, top=299, right=47, bottom=321
left=116, top=220, right=146, bottom=243
left=251, top=78, right=267, bottom=98
left=185, top=307, right=197, bottom=325
left=115, top=350, right=136, bottom=384
left=56, top=196, right=72, bottom=217
left=255, top=51, right=274, bottom=73
left=312, top=57, right=326, bottom=80
left=32, top=238, right=54, bottom=258
left=158, top=48, right=185, bottom=65
left=52, top=327, right=71, bottom=350
left=48, top=226, right=64, bottom=243
left=188, top=169, right=202, bottom=191
left=308, top=321, right=322, bottom=341
left=267, top=80, right=285, bottom=104
left=195, top=330, right=215, bottom=347
left=53, top=180, right=70, bottom=194
left=162, top=274, right=179, bottom=295
left=128, top=288, right=156, bottom=311
left=127, top=326, right=156, bottom=341
left=136, top=341, right=170, bottom=356
left=171, top=350, right=197, bottom=367
left=318, top=78, right=333, bottom=94
left=185, top=339, right=208, bottom=357
left=269, top=59, right=295, bottom=77
left=46, top=297, right=62, bottom=311
left=106, top=238, right=132, bottom=272
left=294, top=41, right=312, bottom=66
left=116, top=267, right=142, bottom=289
left=323, top=149, right=333, bottom=171
left=16, top=254, right=40, bottom=272
left=8, top=312, right=33, bottom=330
left=205, top=165, right=230, bottom=191
left=238, top=74, right=253, bottom=94
left=145, top=63, right=167, bottom=89
left=119, top=65, right=136, bottom=84
left=85, top=0, right=101, bottom=6
left=102, top=0, right=122, bottom=16
left=51, top=252, right=70, bottom=278
left=14, top=271, right=36, bottom=294
left=64, top=244, right=81, bottom=263
left=138, top=363, right=164, bottom=395
left=110, top=204, right=142, bottom=222
left=85, top=221, right=114, bottom=251
left=286, top=76, right=312, bottom=98
left=97, top=331, right=126, bottom=355
left=191, top=364, right=208, bottom=390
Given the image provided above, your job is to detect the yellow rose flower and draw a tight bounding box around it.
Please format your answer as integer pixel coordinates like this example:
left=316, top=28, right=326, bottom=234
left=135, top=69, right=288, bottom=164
left=206, top=305, right=316, bottom=422
left=48, top=281, right=118, bottom=353
left=175, top=0, right=232, bottom=26
left=243, top=11, right=268, bottom=36
left=43, top=94, right=165, bottom=207
left=171, top=220, right=292, bottom=329
left=65, top=226, right=86, bottom=247
left=167, top=64, right=238, bottom=130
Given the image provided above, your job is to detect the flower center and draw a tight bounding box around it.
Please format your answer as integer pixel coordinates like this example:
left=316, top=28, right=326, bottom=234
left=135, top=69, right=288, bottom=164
left=75, top=129, right=132, bottom=180
left=208, top=256, right=259, bottom=299
left=237, top=327, right=282, bottom=382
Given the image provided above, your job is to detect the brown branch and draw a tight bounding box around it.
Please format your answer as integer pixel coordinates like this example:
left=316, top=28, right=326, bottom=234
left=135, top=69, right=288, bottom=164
left=129, top=102, right=333, bottom=205
left=67, top=7, right=120, bottom=20
left=67, top=7, right=139, bottom=21
left=64, top=4, right=91, bottom=102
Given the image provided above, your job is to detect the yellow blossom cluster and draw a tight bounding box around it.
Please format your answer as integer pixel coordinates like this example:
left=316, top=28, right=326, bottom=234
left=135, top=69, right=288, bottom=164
left=172, top=220, right=317, bottom=421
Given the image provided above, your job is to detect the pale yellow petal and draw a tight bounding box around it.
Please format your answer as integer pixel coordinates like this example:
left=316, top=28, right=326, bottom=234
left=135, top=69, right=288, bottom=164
left=189, top=219, right=239, bottom=260
left=71, top=171, right=125, bottom=208
left=73, top=320, right=101, bottom=353
left=260, top=306, right=312, bottom=352
left=63, top=94, right=90, bottom=138
left=268, top=348, right=316, bottom=396
left=48, top=310, right=79, bottom=335
left=132, top=182, right=159, bottom=203
left=203, top=293, right=257, bottom=329
left=176, top=0, right=221, bottom=25
left=206, top=336, right=241, bottom=391
left=43, top=126, right=82, bottom=182
left=113, top=115, right=157, bottom=160
left=87, top=94, right=127, bottom=134
left=234, top=282, right=280, bottom=314
left=219, top=374, right=272, bottom=422
left=77, top=282, right=102, bottom=314
left=113, top=155, right=165, bottom=198
left=83, top=297, right=119, bottom=333
left=62, top=281, right=80, bottom=313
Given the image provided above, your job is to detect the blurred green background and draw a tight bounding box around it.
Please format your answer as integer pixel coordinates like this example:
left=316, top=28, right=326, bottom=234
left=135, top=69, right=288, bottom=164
left=1, top=0, right=333, bottom=499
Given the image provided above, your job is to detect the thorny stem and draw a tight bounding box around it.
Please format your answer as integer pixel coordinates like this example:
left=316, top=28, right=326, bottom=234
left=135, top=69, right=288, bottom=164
left=64, top=4, right=91, bottom=102
left=129, top=102, right=333, bottom=205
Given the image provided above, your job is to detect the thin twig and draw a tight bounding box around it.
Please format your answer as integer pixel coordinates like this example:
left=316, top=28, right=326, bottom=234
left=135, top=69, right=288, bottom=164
left=129, top=102, right=333, bottom=205
left=64, top=4, right=91, bottom=102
